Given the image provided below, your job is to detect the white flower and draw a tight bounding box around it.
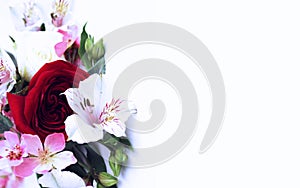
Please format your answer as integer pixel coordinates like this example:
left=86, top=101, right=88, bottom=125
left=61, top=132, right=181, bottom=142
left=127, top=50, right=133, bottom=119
left=63, top=74, right=131, bottom=144
left=0, top=49, right=16, bottom=105
left=9, top=0, right=43, bottom=31
left=14, top=31, right=62, bottom=81
left=38, top=169, right=87, bottom=188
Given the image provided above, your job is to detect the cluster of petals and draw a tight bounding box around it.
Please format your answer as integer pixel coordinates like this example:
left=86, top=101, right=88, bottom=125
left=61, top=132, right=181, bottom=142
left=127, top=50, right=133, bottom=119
left=0, top=132, right=76, bottom=178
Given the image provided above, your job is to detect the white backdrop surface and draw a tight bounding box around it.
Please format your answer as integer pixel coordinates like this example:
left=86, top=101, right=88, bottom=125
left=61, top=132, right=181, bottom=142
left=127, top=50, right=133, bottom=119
left=1, top=0, right=300, bottom=187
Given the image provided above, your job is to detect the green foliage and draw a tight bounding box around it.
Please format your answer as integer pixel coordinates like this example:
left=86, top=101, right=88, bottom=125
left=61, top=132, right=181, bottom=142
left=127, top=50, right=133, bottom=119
left=79, top=23, right=89, bottom=58
left=86, top=145, right=107, bottom=174
left=79, top=23, right=106, bottom=74
left=102, top=133, right=133, bottom=151
left=0, top=114, right=13, bottom=133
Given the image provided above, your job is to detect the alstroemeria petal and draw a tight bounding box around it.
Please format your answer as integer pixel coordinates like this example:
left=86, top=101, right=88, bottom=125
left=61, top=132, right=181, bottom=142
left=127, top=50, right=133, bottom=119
left=22, top=134, right=42, bottom=156
left=52, top=151, right=77, bottom=170
left=63, top=88, right=95, bottom=124
left=13, top=158, right=39, bottom=178
left=77, top=74, right=101, bottom=109
left=102, top=120, right=126, bottom=137
left=38, top=169, right=86, bottom=188
left=55, top=42, right=68, bottom=57
left=65, top=114, right=103, bottom=144
left=44, top=133, right=65, bottom=154
left=4, top=131, right=19, bottom=148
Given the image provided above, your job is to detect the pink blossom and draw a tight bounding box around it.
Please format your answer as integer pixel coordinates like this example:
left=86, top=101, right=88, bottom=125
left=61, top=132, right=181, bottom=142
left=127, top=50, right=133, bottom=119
left=0, top=167, right=40, bottom=188
left=14, top=133, right=76, bottom=177
left=0, top=132, right=27, bottom=167
left=0, top=49, right=16, bottom=107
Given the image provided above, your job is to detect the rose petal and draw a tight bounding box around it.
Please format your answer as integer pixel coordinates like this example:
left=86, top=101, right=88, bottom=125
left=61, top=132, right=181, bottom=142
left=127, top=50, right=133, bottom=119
left=6, top=93, right=36, bottom=136
left=44, top=133, right=65, bottom=154
left=52, top=151, right=77, bottom=170
left=22, top=134, right=42, bottom=156
left=65, top=114, right=103, bottom=144
left=13, top=158, right=39, bottom=178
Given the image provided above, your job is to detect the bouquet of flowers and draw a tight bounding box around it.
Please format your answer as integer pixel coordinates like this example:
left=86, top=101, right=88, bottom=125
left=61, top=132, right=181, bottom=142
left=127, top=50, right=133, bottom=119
left=0, top=1, right=134, bottom=187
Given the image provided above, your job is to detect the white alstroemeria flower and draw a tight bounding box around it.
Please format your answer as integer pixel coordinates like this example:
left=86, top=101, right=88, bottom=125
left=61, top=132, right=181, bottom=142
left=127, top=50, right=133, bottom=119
left=9, top=0, right=43, bottom=31
left=14, top=31, right=62, bottom=81
left=63, top=74, right=129, bottom=144
left=0, top=49, right=16, bottom=105
left=38, top=169, right=87, bottom=188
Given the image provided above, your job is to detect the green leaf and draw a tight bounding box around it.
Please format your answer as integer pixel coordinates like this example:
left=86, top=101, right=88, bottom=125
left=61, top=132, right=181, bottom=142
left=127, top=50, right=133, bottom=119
left=99, top=172, right=118, bottom=187
left=97, top=183, right=106, bottom=188
left=0, top=114, right=13, bottom=133
left=9, top=36, right=15, bottom=43
left=40, top=23, right=46, bottom=31
left=64, top=163, right=88, bottom=178
left=101, top=133, right=133, bottom=151
left=118, top=137, right=133, bottom=150
left=86, top=145, right=107, bottom=174
left=79, top=23, right=88, bottom=58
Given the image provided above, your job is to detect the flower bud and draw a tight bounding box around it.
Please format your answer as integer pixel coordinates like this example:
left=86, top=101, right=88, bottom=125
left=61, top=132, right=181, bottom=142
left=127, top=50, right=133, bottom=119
left=85, top=38, right=93, bottom=53
left=109, top=155, right=121, bottom=177
left=91, top=39, right=104, bottom=60
left=99, top=172, right=118, bottom=187
left=115, top=149, right=128, bottom=163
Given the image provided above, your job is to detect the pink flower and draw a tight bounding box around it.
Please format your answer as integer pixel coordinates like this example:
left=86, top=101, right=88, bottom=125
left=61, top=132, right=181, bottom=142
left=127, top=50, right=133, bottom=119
left=0, top=167, right=40, bottom=188
left=55, top=25, right=79, bottom=57
left=0, top=132, right=27, bottom=167
left=14, top=133, right=76, bottom=177
left=0, top=49, right=16, bottom=107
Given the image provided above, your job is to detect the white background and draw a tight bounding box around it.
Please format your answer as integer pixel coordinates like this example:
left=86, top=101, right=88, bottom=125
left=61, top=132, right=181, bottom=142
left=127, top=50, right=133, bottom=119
left=1, top=0, right=300, bottom=187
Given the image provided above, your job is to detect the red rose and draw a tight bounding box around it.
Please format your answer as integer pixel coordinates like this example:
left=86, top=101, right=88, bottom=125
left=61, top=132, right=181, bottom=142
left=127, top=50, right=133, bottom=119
left=7, top=60, right=89, bottom=141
